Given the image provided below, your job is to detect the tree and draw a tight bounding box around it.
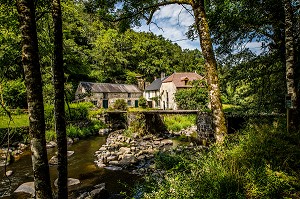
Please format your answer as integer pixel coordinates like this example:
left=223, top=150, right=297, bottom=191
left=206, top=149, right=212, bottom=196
left=175, top=80, right=208, bottom=110
left=16, top=0, right=53, bottom=198
left=51, top=0, right=68, bottom=197
left=283, top=0, right=299, bottom=131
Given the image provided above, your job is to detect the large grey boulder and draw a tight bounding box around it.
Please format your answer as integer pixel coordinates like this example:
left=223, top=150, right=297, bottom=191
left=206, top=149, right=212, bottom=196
left=14, top=182, right=35, bottom=196
left=54, top=178, right=80, bottom=187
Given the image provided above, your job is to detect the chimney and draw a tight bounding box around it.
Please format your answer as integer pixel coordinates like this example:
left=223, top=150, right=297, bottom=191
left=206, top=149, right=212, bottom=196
left=161, top=72, right=165, bottom=79
left=136, top=75, right=145, bottom=91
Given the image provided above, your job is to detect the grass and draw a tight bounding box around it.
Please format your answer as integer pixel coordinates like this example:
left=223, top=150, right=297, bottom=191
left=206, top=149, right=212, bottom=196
left=0, top=114, right=28, bottom=128
left=136, top=119, right=300, bottom=199
left=163, top=115, right=196, bottom=132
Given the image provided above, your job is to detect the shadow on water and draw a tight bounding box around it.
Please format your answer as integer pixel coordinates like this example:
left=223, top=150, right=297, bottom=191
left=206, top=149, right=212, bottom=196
left=0, top=136, right=140, bottom=198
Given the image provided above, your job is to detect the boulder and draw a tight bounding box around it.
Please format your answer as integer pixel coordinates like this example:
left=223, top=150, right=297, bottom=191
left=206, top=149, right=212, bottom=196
left=6, top=170, right=13, bottom=176
left=49, top=156, right=58, bottom=165
left=54, top=178, right=80, bottom=187
left=14, top=182, right=35, bottom=196
left=104, top=166, right=122, bottom=171
left=67, top=151, right=75, bottom=157
left=119, top=154, right=137, bottom=165
left=89, top=183, right=109, bottom=199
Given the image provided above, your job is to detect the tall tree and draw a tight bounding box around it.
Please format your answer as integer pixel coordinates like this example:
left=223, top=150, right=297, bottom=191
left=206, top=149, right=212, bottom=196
left=52, top=0, right=68, bottom=197
left=16, top=0, right=53, bottom=198
left=283, top=0, right=299, bottom=131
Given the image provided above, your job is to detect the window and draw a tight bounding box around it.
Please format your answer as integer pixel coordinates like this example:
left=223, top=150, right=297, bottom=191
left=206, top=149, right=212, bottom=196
left=127, top=100, right=132, bottom=106
left=91, top=100, right=97, bottom=106
left=148, top=92, right=150, bottom=98
left=128, top=93, right=131, bottom=98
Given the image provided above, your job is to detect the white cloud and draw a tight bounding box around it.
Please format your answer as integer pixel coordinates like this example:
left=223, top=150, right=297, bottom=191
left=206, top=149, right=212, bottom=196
left=133, top=4, right=199, bottom=50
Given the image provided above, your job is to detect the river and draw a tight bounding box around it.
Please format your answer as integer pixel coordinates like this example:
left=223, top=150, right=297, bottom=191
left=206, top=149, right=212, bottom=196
left=0, top=136, right=140, bottom=198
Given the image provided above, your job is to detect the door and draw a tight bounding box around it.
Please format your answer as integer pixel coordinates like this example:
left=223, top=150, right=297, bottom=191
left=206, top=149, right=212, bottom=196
left=135, top=100, right=138, bottom=108
left=102, top=99, right=108, bottom=109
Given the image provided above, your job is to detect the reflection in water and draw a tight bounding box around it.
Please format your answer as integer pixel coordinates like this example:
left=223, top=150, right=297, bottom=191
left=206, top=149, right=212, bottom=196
left=0, top=136, right=139, bottom=198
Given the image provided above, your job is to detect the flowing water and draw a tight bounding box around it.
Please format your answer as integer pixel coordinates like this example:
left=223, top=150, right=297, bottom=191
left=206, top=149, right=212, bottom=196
left=0, top=136, right=140, bottom=198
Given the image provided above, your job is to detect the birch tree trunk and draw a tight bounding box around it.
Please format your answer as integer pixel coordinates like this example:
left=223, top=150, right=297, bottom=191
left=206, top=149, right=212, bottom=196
left=283, top=0, right=299, bottom=131
left=192, top=0, right=227, bottom=143
left=51, top=0, right=68, bottom=197
left=16, top=0, right=53, bottom=198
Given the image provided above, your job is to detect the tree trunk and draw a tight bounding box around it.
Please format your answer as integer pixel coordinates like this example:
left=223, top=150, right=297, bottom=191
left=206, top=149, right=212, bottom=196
left=51, top=0, right=68, bottom=197
left=16, top=0, right=53, bottom=198
left=283, top=0, right=299, bottom=131
left=192, top=0, right=227, bottom=143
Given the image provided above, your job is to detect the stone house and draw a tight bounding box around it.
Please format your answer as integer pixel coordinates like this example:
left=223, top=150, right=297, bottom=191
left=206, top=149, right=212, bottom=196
left=144, top=76, right=168, bottom=108
left=75, top=82, right=142, bottom=108
left=160, top=72, right=204, bottom=110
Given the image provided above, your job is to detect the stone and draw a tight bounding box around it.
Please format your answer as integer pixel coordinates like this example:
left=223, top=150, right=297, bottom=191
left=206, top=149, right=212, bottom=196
left=14, top=182, right=35, bottom=196
left=77, top=192, right=89, bottom=199
left=6, top=170, right=13, bottom=176
left=98, top=128, right=110, bottom=136
left=49, top=156, right=58, bottom=165
left=107, top=156, right=117, bottom=161
left=161, top=139, right=173, bottom=145
left=119, top=154, right=137, bottom=165
left=104, top=166, right=122, bottom=171
left=54, top=178, right=80, bottom=187
left=119, top=147, right=130, bottom=154
left=67, top=137, right=73, bottom=145
left=67, top=151, right=75, bottom=157
left=98, top=147, right=106, bottom=151
left=97, top=163, right=106, bottom=168
left=89, top=183, right=109, bottom=199
left=109, top=161, right=120, bottom=166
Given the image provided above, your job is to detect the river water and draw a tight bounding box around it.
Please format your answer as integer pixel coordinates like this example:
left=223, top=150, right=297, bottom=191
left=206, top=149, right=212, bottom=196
left=0, top=136, right=140, bottom=198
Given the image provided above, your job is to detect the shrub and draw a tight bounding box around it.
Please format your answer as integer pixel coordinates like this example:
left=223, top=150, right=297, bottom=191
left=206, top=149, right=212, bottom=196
left=113, top=99, right=128, bottom=111
left=138, top=96, right=147, bottom=108
left=1, top=79, right=27, bottom=109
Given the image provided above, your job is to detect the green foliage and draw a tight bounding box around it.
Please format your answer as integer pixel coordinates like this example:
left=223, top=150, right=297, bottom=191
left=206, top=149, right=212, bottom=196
left=175, top=80, right=208, bottom=110
left=1, top=79, right=27, bottom=108
left=138, top=96, right=147, bottom=108
left=44, top=102, right=94, bottom=129
left=113, top=99, right=128, bottom=111
left=163, top=115, right=196, bottom=132
left=88, top=108, right=106, bottom=118
left=138, top=120, right=300, bottom=199
left=66, top=120, right=104, bottom=139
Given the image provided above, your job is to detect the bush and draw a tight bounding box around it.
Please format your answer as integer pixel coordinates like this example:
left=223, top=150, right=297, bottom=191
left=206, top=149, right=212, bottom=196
left=137, top=120, right=300, bottom=199
left=113, top=99, right=128, bottom=111
left=44, top=102, right=94, bottom=129
left=1, top=79, right=27, bottom=109
left=138, top=96, right=147, bottom=108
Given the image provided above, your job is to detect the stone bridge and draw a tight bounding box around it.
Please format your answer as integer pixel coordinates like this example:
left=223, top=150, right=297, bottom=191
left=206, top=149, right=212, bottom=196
left=103, top=110, right=283, bottom=144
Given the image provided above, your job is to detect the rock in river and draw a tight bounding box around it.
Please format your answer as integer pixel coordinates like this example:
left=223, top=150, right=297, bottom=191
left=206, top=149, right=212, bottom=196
left=14, top=182, right=35, bottom=196
left=54, top=178, right=80, bottom=187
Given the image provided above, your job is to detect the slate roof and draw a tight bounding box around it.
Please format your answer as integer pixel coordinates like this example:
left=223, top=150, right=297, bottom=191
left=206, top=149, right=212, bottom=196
left=162, top=72, right=204, bottom=88
left=145, top=77, right=168, bottom=91
left=79, top=82, right=142, bottom=93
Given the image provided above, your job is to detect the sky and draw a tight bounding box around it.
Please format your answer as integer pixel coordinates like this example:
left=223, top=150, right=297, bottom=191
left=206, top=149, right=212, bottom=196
left=133, top=4, right=263, bottom=54
left=133, top=4, right=200, bottom=50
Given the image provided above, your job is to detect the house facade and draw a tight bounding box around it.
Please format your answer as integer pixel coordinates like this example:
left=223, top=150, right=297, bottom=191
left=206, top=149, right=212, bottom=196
left=144, top=77, right=167, bottom=108
left=75, top=82, right=142, bottom=108
left=160, top=72, right=204, bottom=110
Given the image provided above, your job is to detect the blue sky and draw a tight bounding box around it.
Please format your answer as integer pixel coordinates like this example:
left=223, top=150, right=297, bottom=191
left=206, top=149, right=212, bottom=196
left=133, top=4, right=200, bottom=50
left=133, top=4, right=262, bottom=53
